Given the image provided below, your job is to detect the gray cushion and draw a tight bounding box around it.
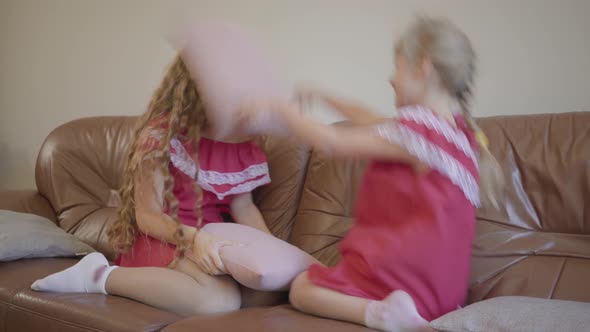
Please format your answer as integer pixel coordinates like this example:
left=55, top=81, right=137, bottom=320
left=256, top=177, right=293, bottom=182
left=0, top=209, right=95, bottom=261
left=431, top=296, right=590, bottom=332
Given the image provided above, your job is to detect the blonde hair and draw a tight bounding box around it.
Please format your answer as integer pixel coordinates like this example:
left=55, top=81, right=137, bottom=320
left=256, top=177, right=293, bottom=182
left=108, top=55, right=207, bottom=263
left=395, top=17, right=504, bottom=208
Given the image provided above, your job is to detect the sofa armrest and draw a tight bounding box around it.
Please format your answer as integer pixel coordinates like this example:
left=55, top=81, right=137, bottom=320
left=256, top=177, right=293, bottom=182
left=0, top=190, right=57, bottom=223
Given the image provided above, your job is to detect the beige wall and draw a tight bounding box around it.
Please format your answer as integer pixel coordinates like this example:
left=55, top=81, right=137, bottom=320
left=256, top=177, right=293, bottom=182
left=1, top=0, right=589, bottom=190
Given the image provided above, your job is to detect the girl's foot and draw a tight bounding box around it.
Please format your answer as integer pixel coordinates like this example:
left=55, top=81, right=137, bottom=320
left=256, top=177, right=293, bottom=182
left=365, top=290, right=433, bottom=332
left=31, top=252, right=116, bottom=294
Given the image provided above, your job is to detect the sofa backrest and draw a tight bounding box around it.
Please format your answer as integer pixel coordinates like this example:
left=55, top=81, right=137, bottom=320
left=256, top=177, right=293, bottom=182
left=291, top=111, right=590, bottom=304
left=36, top=117, right=136, bottom=258
left=34, top=111, right=589, bottom=303
left=470, top=112, right=590, bottom=303
left=35, top=116, right=310, bottom=259
left=289, top=152, right=367, bottom=265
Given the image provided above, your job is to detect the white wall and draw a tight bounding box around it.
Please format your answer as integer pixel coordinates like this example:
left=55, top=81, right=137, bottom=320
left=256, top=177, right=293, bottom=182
left=1, top=0, right=589, bottom=190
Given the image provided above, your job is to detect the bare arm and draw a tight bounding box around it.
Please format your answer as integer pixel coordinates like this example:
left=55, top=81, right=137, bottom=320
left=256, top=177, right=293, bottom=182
left=276, top=104, right=419, bottom=164
left=304, top=89, right=385, bottom=126
left=134, top=159, right=197, bottom=245
left=231, top=192, right=271, bottom=234
left=134, top=154, right=232, bottom=275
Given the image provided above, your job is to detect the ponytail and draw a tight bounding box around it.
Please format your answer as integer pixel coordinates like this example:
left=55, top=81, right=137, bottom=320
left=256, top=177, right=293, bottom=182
left=458, top=95, right=504, bottom=209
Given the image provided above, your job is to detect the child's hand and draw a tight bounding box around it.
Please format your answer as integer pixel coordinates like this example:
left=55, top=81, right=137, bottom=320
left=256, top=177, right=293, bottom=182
left=239, top=99, right=290, bottom=136
left=188, top=230, right=234, bottom=275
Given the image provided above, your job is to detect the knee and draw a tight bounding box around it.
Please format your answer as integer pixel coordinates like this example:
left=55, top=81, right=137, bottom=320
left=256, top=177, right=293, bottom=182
left=289, top=272, right=310, bottom=311
left=206, top=276, right=242, bottom=313
left=186, top=276, right=241, bottom=316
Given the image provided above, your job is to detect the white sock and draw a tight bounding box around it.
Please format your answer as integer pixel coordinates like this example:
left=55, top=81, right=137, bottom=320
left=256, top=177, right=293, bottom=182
left=31, top=252, right=117, bottom=294
left=364, top=291, right=431, bottom=332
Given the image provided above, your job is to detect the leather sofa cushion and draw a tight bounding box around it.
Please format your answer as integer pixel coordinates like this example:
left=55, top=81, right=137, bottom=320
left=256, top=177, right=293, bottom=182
left=0, top=258, right=180, bottom=332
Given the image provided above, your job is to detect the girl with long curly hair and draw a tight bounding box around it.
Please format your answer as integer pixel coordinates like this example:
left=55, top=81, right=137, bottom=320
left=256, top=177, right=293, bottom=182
left=31, top=55, right=272, bottom=316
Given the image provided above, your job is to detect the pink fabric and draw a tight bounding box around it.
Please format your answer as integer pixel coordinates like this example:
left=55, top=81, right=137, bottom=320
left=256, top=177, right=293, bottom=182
left=172, top=20, right=293, bottom=139
left=116, top=119, right=270, bottom=268
left=307, top=106, right=479, bottom=321
left=202, top=223, right=319, bottom=291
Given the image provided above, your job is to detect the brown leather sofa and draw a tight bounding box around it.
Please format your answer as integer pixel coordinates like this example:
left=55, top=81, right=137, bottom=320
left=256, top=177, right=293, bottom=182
left=1, top=111, right=588, bottom=331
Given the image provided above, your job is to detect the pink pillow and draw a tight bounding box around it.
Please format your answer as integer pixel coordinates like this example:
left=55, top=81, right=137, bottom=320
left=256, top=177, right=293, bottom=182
left=170, top=20, right=293, bottom=139
left=201, top=223, right=319, bottom=291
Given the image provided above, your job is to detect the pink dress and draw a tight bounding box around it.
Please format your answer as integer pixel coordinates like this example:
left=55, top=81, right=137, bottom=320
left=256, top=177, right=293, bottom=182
left=308, top=105, right=480, bottom=321
left=116, top=120, right=270, bottom=268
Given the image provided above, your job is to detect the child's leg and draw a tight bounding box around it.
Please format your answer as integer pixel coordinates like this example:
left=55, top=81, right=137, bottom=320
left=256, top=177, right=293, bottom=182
left=106, top=257, right=240, bottom=316
left=289, top=272, right=432, bottom=332
left=289, top=271, right=367, bottom=325
left=32, top=253, right=240, bottom=317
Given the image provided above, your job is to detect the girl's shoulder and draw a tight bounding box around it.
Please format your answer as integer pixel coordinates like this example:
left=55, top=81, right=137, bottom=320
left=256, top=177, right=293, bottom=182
left=198, top=138, right=267, bottom=174
left=375, top=105, right=480, bottom=206
left=136, top=115, right=172, bottom=153
left=378, top=105, right=477, bottom=157
left=196, top=138, right=270, bottom=200
left=135, top=117, right=271, bottom=200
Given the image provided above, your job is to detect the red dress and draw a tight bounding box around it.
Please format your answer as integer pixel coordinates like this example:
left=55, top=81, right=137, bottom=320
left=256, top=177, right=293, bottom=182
left=116, top=121, right=270, bottom=268
left=307, top=105, right=480, bottom=321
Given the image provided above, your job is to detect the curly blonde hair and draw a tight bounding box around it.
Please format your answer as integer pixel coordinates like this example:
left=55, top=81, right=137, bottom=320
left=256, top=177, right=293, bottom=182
left=108, top=55, right=207, bottom=262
